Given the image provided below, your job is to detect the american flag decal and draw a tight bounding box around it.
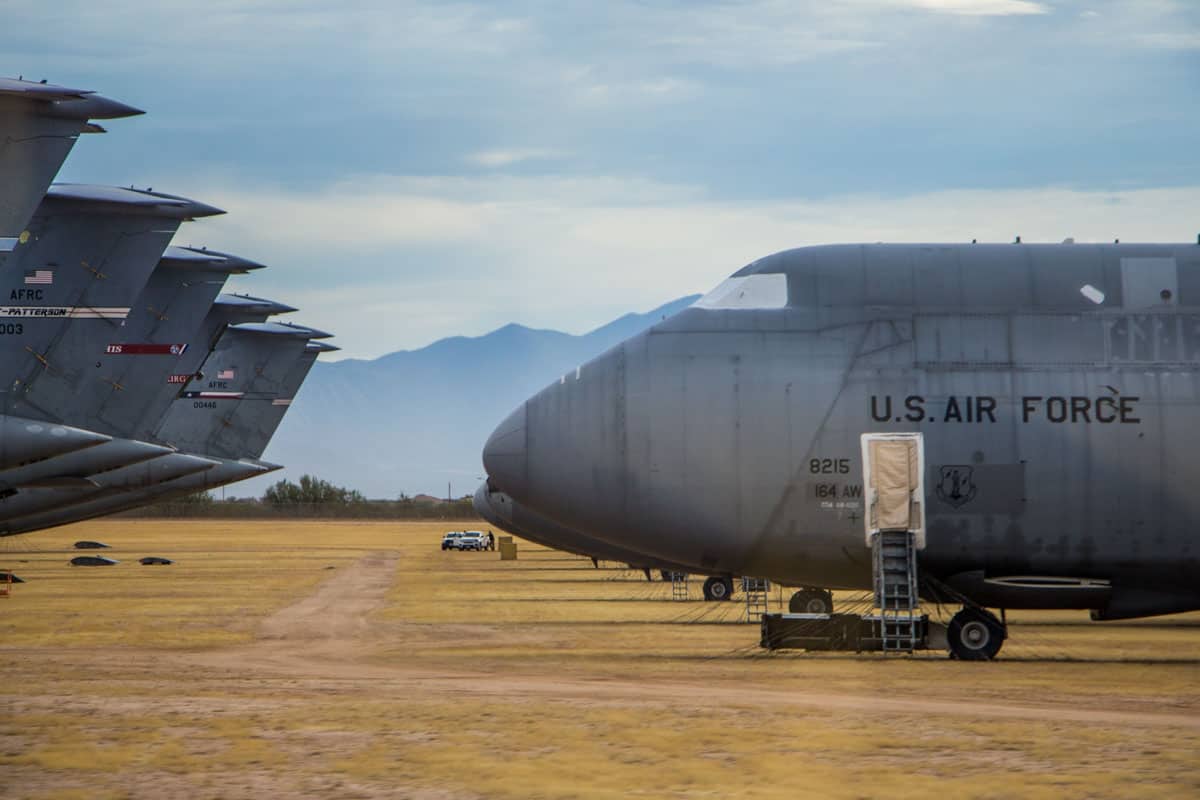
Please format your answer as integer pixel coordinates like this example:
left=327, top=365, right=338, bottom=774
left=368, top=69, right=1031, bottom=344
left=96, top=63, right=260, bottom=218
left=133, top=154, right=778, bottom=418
left=24, top=269, right=53, bottom=285
left=217, top=368, right=235, bottom=380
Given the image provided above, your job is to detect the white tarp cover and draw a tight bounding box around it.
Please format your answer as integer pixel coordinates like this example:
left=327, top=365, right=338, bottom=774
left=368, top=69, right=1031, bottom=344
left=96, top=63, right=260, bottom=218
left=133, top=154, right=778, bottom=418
left=869, top=438, right=918, bottom=531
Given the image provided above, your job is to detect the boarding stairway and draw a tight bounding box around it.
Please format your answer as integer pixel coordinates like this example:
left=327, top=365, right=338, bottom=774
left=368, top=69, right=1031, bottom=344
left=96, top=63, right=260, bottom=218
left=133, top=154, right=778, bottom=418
left=872, top=530, right=921, bottom=653
left=742, top=577, right=770, bottom=621
left=670, top=572, right=689, bottom=601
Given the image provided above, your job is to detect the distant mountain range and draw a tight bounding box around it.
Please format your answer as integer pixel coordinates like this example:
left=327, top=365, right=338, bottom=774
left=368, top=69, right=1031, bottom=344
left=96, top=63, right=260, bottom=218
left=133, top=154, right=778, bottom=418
left=238, top=295, right=701, bottom=499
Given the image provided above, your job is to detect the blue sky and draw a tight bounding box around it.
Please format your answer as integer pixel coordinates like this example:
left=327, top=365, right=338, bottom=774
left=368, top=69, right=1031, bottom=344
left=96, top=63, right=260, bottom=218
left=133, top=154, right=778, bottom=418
left=4, top=0, right=1198, bottom=358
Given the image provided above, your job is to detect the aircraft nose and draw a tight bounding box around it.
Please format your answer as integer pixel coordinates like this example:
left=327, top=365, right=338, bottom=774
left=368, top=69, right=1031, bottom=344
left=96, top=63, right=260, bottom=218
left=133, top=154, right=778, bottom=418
left=481, top=403, right=528, bottom=498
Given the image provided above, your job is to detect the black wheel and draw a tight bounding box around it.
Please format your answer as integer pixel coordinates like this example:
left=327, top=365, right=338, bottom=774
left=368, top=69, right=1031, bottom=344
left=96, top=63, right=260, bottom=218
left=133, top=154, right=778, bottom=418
left=660, top=570, right=672, bottom=581
left=703, top=576, right=734, bottom=602
left=948, top=608, right=1006, bottom=661
left=789, top=589, right=833, bottom=614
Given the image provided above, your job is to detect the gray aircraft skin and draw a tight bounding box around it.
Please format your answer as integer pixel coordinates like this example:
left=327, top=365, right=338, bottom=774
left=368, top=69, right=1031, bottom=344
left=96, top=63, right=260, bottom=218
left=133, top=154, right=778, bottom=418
left=0, top=437, right=174, bottom=495
left=0, top=185, right=220, bottom=473
left=221, top=339, right=337, bottom=459
left=0, top=291, right=292, bottom=495
left=0, top=459, right=276, bottom=536
left=53, top=245, right=265, bottom=440
left=0, top=329, right=332, bottom=536
left=0, top=415, right=111, bottom=471
left=0, top=249, right=265, bottom=502
left=474, top=482, right=697, bottom=574
left=127, top=291, right=299, bottom=437
left=0, top=76, right=143, bottom=237
left=0, top=312, right=318, bottom=526
left=484, top=242, right=1200, bottom=622
left=0, top=319, right=329, bottom=527
left=1, top=184, right=223, bottom=425
left=153, top=320, right=331, bottom=457
left=0, top=446, right=220, bottom=523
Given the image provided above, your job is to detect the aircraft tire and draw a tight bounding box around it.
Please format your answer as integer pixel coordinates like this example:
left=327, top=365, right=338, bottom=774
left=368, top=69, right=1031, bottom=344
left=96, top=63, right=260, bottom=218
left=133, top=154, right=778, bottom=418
left=789, top=589, right=833, bottom=614
left=947, top=608, right=1006, bottom=661
left=660, top=570, right=672, bottom=581
left=703, top=576, right=734, bottom=602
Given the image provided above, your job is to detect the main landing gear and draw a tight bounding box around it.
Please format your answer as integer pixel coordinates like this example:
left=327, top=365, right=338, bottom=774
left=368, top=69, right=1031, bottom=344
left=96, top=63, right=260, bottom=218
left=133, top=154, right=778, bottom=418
left=788, top=588, right=834, bottom=614
left=946, top=607, right=1007, bottom=660
left=702, top=576, right=734, bottom=601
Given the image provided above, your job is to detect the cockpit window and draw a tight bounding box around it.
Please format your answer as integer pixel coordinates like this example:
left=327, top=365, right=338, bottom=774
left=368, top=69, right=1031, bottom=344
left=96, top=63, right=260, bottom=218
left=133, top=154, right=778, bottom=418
left=692, top=273, right=788, bottom=310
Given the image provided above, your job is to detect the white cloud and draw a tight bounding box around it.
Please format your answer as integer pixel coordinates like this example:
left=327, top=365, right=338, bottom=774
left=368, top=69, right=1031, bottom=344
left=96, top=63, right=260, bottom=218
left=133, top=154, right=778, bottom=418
left=642, top=4, right=884, bottom=69
left=465, top=148, right=564, bottom=167
left=1135, top=32, right=1200, bottom=49
left=895, top=0, right=1047, bottom=15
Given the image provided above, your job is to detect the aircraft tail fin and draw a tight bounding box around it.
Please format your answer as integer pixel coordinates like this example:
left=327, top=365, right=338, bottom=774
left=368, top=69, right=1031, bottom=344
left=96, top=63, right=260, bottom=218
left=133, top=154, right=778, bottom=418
left=0, top=78, right=143, bottom=236
left=154, top=323, right=328, bottom=459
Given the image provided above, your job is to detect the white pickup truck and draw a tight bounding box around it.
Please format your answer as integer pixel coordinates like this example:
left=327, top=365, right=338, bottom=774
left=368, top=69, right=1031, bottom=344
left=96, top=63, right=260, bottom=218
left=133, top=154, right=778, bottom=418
left=442, top=530, right=493, bottom=551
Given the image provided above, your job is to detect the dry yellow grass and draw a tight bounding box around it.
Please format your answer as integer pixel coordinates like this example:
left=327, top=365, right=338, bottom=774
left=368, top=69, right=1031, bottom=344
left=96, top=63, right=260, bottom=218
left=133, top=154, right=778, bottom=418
left=0, top=519, right=1197, bottom=799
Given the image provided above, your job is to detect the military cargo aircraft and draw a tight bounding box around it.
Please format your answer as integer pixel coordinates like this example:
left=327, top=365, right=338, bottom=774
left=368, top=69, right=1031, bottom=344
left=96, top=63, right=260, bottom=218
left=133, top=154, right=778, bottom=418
left=482, top=242, right=1200, bottom=658
left=0, top=312, right=326, bottom=525
left=0, top=73, right=329, bottom=534
left=0, top=326, right=333, bottom=534
left=0, top=290, right=294, bottom=500
left=0, top=185, right=220, bottom=473
left=0, top=185, right=221, bottom=478
left=6, top=244, right=258, bottom=436
left=0, top=184, right=224, bottom=419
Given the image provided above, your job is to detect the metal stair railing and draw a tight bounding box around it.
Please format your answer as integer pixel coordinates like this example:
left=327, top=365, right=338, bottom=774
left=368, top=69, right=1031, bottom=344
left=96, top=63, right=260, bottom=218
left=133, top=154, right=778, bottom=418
left=873, top=530, right=920, bottom=653
left=742, top=577, right=770, bottom=622
left=670, top=571, right=689, bottom=601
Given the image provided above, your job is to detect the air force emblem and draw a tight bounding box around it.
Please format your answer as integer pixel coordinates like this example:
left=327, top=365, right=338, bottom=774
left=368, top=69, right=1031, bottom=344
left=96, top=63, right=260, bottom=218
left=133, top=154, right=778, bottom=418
left=936, top=465, right=977, bottom=508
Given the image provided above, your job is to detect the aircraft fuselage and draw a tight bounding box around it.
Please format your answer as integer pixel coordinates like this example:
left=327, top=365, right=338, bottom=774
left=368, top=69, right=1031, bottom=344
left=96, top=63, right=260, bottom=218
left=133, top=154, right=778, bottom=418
left=483, top=243, right=1200, bottom=618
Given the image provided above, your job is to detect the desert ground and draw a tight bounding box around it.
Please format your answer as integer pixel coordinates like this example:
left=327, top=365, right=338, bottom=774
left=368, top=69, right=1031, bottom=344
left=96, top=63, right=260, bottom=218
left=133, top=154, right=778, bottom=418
left=0, top=519, right=1197, bottom=799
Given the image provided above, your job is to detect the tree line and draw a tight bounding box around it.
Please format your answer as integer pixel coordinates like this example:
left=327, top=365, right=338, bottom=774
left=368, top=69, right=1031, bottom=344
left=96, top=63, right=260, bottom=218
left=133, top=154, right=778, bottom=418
left=120, top=475, right=479, bottom=520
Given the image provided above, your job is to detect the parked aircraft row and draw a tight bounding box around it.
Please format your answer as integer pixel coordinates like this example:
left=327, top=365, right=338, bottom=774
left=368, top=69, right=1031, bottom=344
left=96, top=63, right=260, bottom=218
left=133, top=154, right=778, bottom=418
left=476, top=193, right=1200, bottom=658
left=0, top=76, right=330, bottom=533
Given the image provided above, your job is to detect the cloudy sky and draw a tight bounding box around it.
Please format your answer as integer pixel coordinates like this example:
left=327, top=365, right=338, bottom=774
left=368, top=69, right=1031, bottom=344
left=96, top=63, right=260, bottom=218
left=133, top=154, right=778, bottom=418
left=4, top=0, right=1198, bottom=358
